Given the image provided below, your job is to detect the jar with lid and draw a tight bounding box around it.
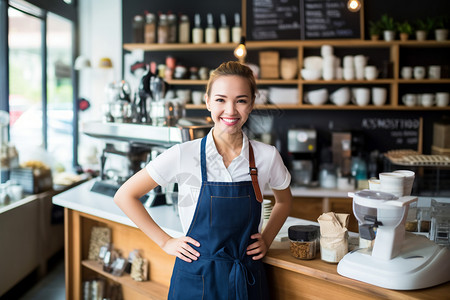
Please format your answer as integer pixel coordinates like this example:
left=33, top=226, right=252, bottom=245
left=144, top=12, right=156, bottom=44
left=192, top=14, right=203, bottom=44
left=288, top=225, right=318, bottom=260
left=232, top=12, right=242, bottom=44
left=205, top=13, right=216, bottom=44
left=167, top=13, right=177, bottom=43
left=157, top=14, right=169, bottom=44
left=178, top=14, right=190, bottom=43
left=218, top=14, right=230, bottom=44
left=132, top=15, right=144, bottom=43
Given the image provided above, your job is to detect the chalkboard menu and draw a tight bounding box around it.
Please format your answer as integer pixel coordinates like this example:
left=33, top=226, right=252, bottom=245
left=246, top=0, right=362, bottom=40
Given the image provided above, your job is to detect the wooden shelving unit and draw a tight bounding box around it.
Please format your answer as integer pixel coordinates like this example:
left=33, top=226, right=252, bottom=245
left=124, top=40, right=450, bottom=111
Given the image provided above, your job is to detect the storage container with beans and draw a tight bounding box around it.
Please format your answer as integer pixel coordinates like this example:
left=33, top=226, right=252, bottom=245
left=288, top=225, right=319, bottom=260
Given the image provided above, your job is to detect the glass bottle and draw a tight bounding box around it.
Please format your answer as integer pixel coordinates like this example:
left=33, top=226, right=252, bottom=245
left=192, top=14, right=203, bottom=44
left=205, top=13, right=216, bottom=44
left=178, top=14, right=190, bottom=43
left=157, top=14, right=169, bottom=44
left=167, top=13, right=177, bottom=43
left=218, top=14, right=230, bottom=44
left=232, top=13, right=242, bottom=44
left=132, top=15, right=144, bottom=43
left=144, top=12, right=156, bottom=44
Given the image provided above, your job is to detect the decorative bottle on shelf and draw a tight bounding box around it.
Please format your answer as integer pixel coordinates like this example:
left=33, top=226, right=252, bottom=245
left=178, top=14, right=190, bottom=43
left=205, top=13, right=216, bottom=44
left=144, top=12, right=156, bottom=44
left=218, top=14, right=230, bottom=44
left=132, top=15, right=144, bottom=43
left=192, top=14, right=203, bottom=44
left=167, top=12, right=177, bottom=43
left=157, top=14, right=169, bottom=44
left=232, top=13, right=242, bottom=44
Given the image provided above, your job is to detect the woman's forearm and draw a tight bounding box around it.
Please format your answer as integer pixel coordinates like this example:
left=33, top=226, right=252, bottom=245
left=261, top=188, right=292, bottom=247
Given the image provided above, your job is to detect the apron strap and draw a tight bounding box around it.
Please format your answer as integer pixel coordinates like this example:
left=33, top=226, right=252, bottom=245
left=248, top=142, right=263, bottom=203
left=200, top=136, right=207, bottom=182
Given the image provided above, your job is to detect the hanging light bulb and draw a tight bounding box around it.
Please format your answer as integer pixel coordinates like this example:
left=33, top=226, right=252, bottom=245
left=347, top=0, right=361, bottom=12
left=233, top=36, right=247, bottom=63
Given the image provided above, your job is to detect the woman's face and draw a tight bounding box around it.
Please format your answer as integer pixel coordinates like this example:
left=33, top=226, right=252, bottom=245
left=205, top=75, right=253, bottom=136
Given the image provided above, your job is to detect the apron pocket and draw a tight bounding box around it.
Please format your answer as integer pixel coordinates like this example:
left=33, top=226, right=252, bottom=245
left=211, top=195, right=251, bottom=229
left=171, top=269, right=205, bottom=299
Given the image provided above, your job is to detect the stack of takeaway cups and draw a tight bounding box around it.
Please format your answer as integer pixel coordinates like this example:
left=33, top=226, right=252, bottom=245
left=377, top=170, right=415, bottom=197
left=321, top=45, right=337, bottom=81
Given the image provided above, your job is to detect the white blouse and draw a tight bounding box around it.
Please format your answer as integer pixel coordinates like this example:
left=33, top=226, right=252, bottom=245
left=146, top=129, right=291, bottom=233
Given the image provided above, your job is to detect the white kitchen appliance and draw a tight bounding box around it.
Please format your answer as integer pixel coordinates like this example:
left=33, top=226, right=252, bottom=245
left=337, top=190, right=450, bottom=290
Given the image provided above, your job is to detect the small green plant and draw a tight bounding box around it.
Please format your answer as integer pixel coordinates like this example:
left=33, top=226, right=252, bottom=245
left=379, top=14, right=396, bottom=31
left=397, top=21, right=413, bottom=35
left=434, top=15, right=449, bottom=29
left=415, top=18, right=433, bottom=33
left=369, top=20, right=382, bottom=36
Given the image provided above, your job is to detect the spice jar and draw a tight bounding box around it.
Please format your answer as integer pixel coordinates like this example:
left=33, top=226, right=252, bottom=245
left=218, top=14, right=230, bottom=44
left=232, top=13, right=242, bottom=44
left=132, top=15, right=144, bottom=43
left=167, top=13, right=177, bottom=43
left=178, top=14, right=190, bottom=43
left=288, top=225, right=318, bottom=260
left=157, top=14, right=169, bottom=44
left=144, top=12, right=156, bottom=44
left=192, top=14, right=203, bottom=44
left=205, top=13, right=216, bottom=44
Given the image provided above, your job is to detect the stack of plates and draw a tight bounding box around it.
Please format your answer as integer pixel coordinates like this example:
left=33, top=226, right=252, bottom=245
left=263, top=199, right=273, bottom=220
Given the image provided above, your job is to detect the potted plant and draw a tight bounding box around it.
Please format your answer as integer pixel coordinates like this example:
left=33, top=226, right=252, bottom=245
left=369, top=20, right=381, bottom=41
left=414, top=18, right=432, bottom=41
left=434, top=15, right=449, bottom=42
left=379, top=14, right=396, bottom=41
left=397, top=21, right=413, bottom=41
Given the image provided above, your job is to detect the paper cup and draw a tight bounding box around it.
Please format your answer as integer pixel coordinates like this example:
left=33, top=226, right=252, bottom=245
left=379, top=172, right=405, bottom=197
left=393, top=170, right=415, bottom=196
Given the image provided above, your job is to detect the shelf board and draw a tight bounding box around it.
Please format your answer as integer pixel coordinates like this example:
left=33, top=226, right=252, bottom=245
left=82, top=260, right=168, bottom=300
left=167, top=79, right=299, bottom=85
left=398, top=79, right=450, bottom=84
left=302, top=79, right=393, bottom=84
left=124, top=40, right=450, bottom=52
left=185, top=103, right=450, bottom=110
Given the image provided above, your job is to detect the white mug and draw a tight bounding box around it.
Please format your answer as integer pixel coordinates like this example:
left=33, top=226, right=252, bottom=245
left=372, top=87, right=387, bottom=106
left=352, top=88, right=370, bottom=106
left=428, top=65, right=441, bottom=79
left=379, top=172, right=405, bottom=197
left=343, top=55, right=354, bottom=69
left=436, top=92, right=450, bottom=107
left=343, top=67, right=355, bottom=81
left=419, top=93, right=435, bottom=107
left=321, top=45, right=334, bottom=57
left=330, top=87, right=351, bottom=106
left=401, top=66, right=413, bottom=79
left=191, top=91, right=204, bottom=105
left=364, top=65, right=378, bottom=80
left=353, top=55, right=367, bottom=68
left=413, top=66, right=426, bottom=79
left=402, top=94, right=417, bottom=107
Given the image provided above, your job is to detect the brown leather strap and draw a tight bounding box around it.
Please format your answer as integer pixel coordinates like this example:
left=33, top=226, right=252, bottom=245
left=248, top=142, right=263, bottom=203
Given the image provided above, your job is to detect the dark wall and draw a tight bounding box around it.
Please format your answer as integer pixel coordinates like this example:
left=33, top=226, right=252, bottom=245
left=122, top=0, right=450, bottom=161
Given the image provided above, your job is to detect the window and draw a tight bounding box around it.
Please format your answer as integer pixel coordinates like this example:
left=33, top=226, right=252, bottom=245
left=3, top=0, right=77, bottom=174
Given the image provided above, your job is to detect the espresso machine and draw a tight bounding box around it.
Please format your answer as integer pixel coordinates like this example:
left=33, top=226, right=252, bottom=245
left=338, top=190, right=450, bottom=290
left=287, top=129, right=317, bottom=186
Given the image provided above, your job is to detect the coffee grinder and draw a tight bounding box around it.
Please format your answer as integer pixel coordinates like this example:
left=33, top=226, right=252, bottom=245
left=287, top=129, right=317, bottom=186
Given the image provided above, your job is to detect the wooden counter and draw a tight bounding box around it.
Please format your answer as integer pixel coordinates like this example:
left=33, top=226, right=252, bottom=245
left=55, top=180, right=450, bottom=299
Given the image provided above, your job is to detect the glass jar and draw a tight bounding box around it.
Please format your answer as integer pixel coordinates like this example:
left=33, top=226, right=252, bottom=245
left=144, top=12, right=156, bottom=44
left=288, top=225, right=319, bottom=260
left=132, top=15, right=144, bottom=43
left=157, top=14, right=169, bottom=44
left=178, top=14, right=190, bottom=43
left=167, top=13, right=177, bottom=43
left=319, top=163, right=337, bottom=188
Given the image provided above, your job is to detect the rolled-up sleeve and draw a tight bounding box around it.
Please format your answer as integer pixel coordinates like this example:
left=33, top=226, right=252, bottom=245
left=268, top=147, right=291, bottom=190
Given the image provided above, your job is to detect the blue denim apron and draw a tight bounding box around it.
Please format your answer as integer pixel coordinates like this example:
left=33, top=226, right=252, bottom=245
left=168, top=136, right=269, bottom=300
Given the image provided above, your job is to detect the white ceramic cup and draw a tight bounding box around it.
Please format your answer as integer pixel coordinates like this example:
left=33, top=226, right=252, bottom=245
left=176, top=89, right=191, bottom=104
left=364, top=65, right=379, bottom=80
left=413, top=66, right=426, bottom=79
left=335, top=67, right=343, bottom=80
left=343, top=67, right=355, bottom=81
left=343, top=55, right=354, bottom=69
left=353, top=55, right=367, bottom=68
left=321, top=45, right=334, bottom=57
left=191, top=91, right=204, bottom=105
left=330, top=87, right=351, bottom=106
left=368, top=178, right=381, bottom=191
left=379, top=172, right=405, bottom=197
left=372, top=87, right=387, bottom=106
left=352, top=88, right=370, bottom=106
left=393, top=170, right=415, bottom=196
left=428, top=65, right=441, bottom=79
left=402, top=94, right=417, bottom=107
left=355, top=66, right=365, bottom=80
left=419, top=93, right=435, bottom=107
left=436, top=92, right=450, bottom=107
left=305, top=88, right=328, bottom=105
left=401, top=66, right=413, bottom=79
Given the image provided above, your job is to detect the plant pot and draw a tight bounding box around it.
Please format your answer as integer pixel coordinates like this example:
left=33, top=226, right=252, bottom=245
left=371, top=34, right=379, bottom=41
left=399, top=33, right=409, bottom=41
left=435, top=29, right=449, bottom=42
left=383, top=30, right=395, bottom=41
left=415, top=30, right=427, bottom=41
